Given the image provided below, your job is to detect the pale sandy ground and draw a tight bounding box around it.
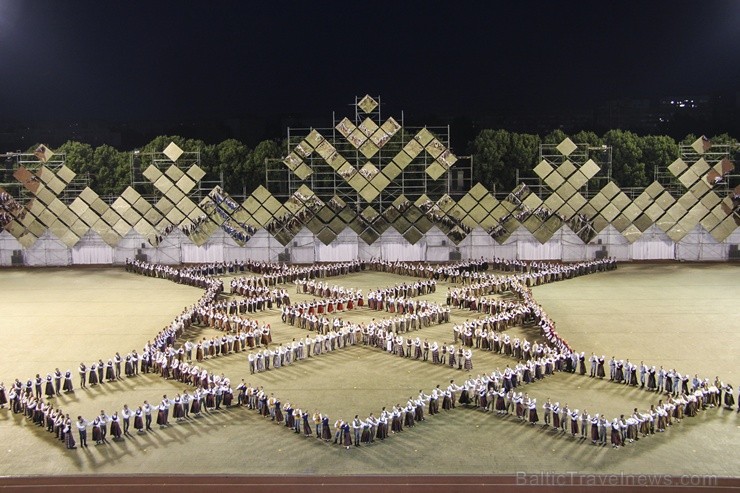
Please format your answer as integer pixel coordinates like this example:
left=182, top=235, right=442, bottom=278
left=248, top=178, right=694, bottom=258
left=0, top=263, right=737, bottom=478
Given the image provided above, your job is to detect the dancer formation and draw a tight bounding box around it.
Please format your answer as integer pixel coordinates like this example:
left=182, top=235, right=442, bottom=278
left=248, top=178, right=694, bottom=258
left=2, top=256, right=737, bottom=454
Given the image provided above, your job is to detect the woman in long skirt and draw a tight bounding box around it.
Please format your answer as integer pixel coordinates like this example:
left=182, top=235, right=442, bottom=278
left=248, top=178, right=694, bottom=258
left=89, top=365, right=98, bottom=386
left=44, top=376, right=55, bottom=398
left=64, top=420, right=76, bottom=449
left=92, top=419, right=102, bottom=444
left=463, top=350, right=473, bottom=371
left=274, top=400, right=284, bottom=424
left=110, top=413, right=122, bottom=439
left=134, top=407, right=144, bottom=432
left=0, top=383, right=6, bottom=408
left=190, top=394, right=201, bottom=416
left=610, top=420, right=622, bottom=447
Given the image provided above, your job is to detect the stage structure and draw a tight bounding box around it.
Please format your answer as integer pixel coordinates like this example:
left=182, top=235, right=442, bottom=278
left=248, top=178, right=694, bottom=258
left=1, top=95, right=739, bottom=266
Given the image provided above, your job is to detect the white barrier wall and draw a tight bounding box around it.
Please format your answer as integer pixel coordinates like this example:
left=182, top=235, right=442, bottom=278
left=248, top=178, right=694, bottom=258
left=1, top=225, right=737, bottom=266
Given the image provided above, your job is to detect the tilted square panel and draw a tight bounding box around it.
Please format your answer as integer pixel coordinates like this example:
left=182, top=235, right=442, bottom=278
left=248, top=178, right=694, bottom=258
left=688, top=158, right=710, bottom=177
left=402, top=226, right=423, bottom=245
left=425, top=139, right=445, bottom=159
left=438, top=150, right=458, bottom=168
left=556, top=137, right=577, bottom=156
left=621, top=224, right=643, bottom=243
left=415, top=128, right=435, bottom=147
left=166, top=186, right=185, bottom=205
left=165, top=164, right=184, bottom=182
left=568, top=170, right=588, bottom=189
left=47, top=198, right=67, bottom=216
left=338, top=162, right=357, bottom=181
left=621, top=202, right=641, bottom=222
left=533, top=160, right=553, bottom=179
left=558, top=203, right=575, bottom=220
left=37, top=208, right=56, bottom=228
left=165, top=207, right=185, bottom=225
left=667, top=158, right=687, bottom=177
left=592, top=215, right=609, bottom=233
left=664, top=202, right=687, bottom=222
left=327, top=151, right=346, bottom=170
left=155, top=196, right=175, bottom=215
left=143, top=165, right=162, bottom=182
left=306, top=129, right=325, bottom=148
left=468, top=183, right=488, bottom=201
left=46, top=176, right=66, bottom=195
left=544, top=172, right=564, bottom=189
left=709, top=217, right=736, bottom=242
left=678, top=169, right=698, bottom=188
left=543, top=194, right=564, bottom=211
left=522, top=192, right=543, bottom=210
left=283, top=152, right=302, bottom=171
left=316, top=228, right=337, bottom=245
left=80, top=208, right=99, bottom=226
left=557, top=182, right=577, bottom=200
left=359, top=140, right=379, bottom=159
left=403, top=139, right=424, bottom=158
left=370, top=129, right=389, bottom=147
left=358, top=183, right=380, bottom=202
left=163, top=142, right=184, bottom=162
left=557, top=160, right=577, bottom=178
left=186, top=164, right=206, bottom=182
left=381, top=117, right=401, bottom=136
left=632, top=191, right=652, bottom=211
left=700, top=211, right=722, bottom=232
left=358, top=118, right=379, bottom=137
left=101, top=207, right=121, bottom=226
left=359, top=228, right=380, bottom=245
left=611, top=214, right=631, bottom=233
left=566, top=192, right=587, bottom=212
left=677, top=191, right=699, bottom=209
left=426, top=161, right=446, bottom=181
left=393, top=150, right=414, bottom=169
left=347, top=172, right=367, bottom=191
left=644, top=203, right=665, bottom=221
left=79, top=187, right=99, bottom=205
left=600, top=203, right=620, bottom=222
left=154, top=175, right=173, bottom=193
left=132, top=197, right=152, bottom=214
left=691, top=136, right=709, bottom=155
left=655, top=191, right=675, bottom=210
left=370, top=173, right=390, bottom=191
left=177, top=197, right=197, bottom=215
left=36, top=186, right=56, bottom=206
left=176, top=175, right=196, bottom=194
left=644, top=182, right=665, bottom=199
left=56, top=165, right=76, bottom=184
left=382, top=162, right=401, bottom=180
left=335, top=118, right=356, bottom=139
left=393, top=216, right=412, bottom=234
left=347, top=129, right=367, bottom=148
left=358, top=95, right=378, bottom=113
left=36, top=166, right=55, bottom=184
left=144, top=208, right=163, bottom=225
left=600, top=181, right=620, bottom=200
left=699, top=191, right=721, bottom=209
left=611, top=192, right=631, bottom=211
left=588, top=193, right=608, bottom=212
left=294, top=163, right=313, bottom=181
left=251, top=186, right=272, bottom=204
left=580, top=159, right=601, bottom=179
left=314, top=140, right=336, bottom=160
left=294, top=141, right=312, bottom=158
left=479, top=194, right=499, bottom=213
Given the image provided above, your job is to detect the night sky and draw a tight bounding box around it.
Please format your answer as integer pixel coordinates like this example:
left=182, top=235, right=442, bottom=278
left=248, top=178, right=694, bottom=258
left=1, top=0, right=739, bottom=125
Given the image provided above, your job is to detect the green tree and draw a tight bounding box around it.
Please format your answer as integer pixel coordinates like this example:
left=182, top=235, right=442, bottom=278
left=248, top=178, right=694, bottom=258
left=470, top=129, right=511, bottom=192
left=571, top=130, right=603, bottom=148
left=244, top=139, right=281, bottom=194
left=55, top=140, right=94, bottom=176
left=639, top=135, right=678, bottom=181
left=92, top=144, right=130, bottom=196
left=542, top=129, right=568, bottom=145
left=505, top=132, right=540, bottom=186
left=603, top=130, right=647, bottom=187
left=216, top=139, right=251, bottom=195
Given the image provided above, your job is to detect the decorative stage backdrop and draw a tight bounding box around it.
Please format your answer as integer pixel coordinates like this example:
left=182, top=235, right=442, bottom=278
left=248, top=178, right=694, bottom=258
left=1, top=95, right=739, bottom=266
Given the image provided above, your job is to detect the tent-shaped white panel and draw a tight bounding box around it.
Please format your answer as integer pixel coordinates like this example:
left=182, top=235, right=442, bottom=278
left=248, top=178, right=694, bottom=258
left=0, top=230, right=24, bottom=266
left=316, top=227, right=359, bottom=262
left=25, top=231, right=71, bottom=266
left=378, top=228, right=425, bottom=261
left=630, top=224, right=675, bottom=260
left=589, top=225, right=630, bottom=261
left=71, top=230, right=114, bottom=264
left=113, top=230, right=147, bottom=265
left=424, top=227, right=450, bottom=262
left=182, top=229, right=225, bottom=264
left=513, top=227, right=563, bottom=260
left=291, top=228, right=316, bottom=263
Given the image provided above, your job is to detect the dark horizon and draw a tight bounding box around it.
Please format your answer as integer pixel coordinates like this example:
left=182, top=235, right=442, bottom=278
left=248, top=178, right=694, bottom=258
left=1, top=0, right=739, bottom=149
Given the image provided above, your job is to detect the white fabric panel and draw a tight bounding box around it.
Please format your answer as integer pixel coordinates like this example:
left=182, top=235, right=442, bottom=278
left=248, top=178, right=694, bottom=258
left=71, top=232, right=114, bottom=264
left=630, top=226, right=675, bottom=259
left=316, top=241, right=358, bottom=262
left=291, top=228, right=315, bottom=263
left=379, top=230, right=425, bottom=261
left=358, top=241, right=381, bottom=261
left=560, top=225, right=587, bottom=261
left=0, top=230, right=23, bottom=265
left=25, top=232, right=71, bottom=266
left=181, top=243, right=225, bottom=263
left=113, top=230, right=146, bottom=264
